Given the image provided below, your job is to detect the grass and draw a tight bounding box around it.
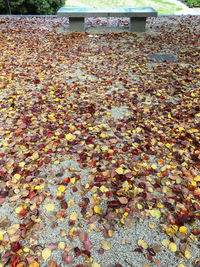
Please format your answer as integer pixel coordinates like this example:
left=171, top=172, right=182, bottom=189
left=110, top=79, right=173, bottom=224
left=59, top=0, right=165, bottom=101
left=65, top=0, right=184, bottom=15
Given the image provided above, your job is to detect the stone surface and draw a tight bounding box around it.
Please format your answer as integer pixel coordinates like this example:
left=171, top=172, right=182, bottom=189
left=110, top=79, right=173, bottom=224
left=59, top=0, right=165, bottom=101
left=68, top=17, right=85, bottom=31
left=130, top=17, right=146, bottom=32
left=58, top=7, right=157, bottom=32
left=57, top=7, right=157, bottom=18
left=148, top=53, right=178, bottom=62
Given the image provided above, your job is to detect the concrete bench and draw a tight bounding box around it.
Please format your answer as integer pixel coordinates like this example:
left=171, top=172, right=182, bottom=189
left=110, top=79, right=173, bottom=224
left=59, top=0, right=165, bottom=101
left=57, top=7, right=157, bottom=32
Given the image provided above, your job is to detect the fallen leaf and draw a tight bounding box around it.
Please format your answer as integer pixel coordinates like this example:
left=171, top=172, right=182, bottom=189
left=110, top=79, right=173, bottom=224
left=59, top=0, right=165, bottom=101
left=58, top=242, right=66, bottom=250
left=62, top=253, right=74, bottom=264
left=101, top=240, right=111, bottom=250
left=168, top=242, right=177, bottom=252
left=65, top=133, right=75, bottom=141
left=91, top=264, right=101, bottom=267
left=42, top=248, right=51, bottom=261
left=94, top=205, right=101, bottom=213
left=70, top=212, right=78, bottom=221
left=148, top=209, right=161, bottom=219
left=29, top=261, right=39, bottom=267
left=179, top=226, right=188, bottom=235
left=161, top=239, right=170, bottom=248
left=115, top=167, right=124, bottom=175
left=138, top=240, right=148, bottom=249
left=44, top=203, right=55, bottom=212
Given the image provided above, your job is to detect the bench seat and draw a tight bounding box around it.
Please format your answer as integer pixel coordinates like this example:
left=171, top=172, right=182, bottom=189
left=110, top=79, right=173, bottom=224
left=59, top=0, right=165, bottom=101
left=57, top=7, right=157, bottom=32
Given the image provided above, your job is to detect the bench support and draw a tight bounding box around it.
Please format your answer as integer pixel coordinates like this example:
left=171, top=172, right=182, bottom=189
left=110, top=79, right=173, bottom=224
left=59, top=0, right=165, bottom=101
left=69, top=17, right=85, bottom=31
left=130, top=17, right=146, bottom=32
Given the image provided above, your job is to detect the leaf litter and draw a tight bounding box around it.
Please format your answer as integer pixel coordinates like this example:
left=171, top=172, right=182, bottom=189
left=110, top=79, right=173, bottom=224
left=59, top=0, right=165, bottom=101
left=0, top=15, right=200, bottom=267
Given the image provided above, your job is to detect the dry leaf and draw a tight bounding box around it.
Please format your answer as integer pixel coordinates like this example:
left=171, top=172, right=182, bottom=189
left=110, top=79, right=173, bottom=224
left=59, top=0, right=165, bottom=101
left=94, top=206, right=101, bottom=213
left=115, top=167, right=124, bottom=175
left=44, top=203, right=55, bottom=212
left=70, top=212, right=78, bottom=221
left=42, top=248, right=51, bottom=261
left=149, top=209, right=161, bottom=219
left=168, top=242, right=177, bottom=252
left=101, top=240, right=111, bottom=250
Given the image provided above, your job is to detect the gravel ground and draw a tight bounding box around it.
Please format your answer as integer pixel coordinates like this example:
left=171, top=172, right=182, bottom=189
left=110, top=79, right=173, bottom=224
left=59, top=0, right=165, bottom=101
left=0, top=15, right=200, bottom=267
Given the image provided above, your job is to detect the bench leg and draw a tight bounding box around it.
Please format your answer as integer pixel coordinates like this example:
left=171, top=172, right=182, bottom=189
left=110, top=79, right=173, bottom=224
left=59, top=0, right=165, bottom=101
left=68, top=17, right=85, bottom=32
left=130, top=17, right=146, bottom=32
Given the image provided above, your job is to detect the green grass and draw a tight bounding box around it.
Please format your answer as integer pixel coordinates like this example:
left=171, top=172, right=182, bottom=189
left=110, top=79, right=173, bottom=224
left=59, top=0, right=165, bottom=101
left=65, top=0, right=185, bottom=15
left=184, top=0, right=200, bottom=7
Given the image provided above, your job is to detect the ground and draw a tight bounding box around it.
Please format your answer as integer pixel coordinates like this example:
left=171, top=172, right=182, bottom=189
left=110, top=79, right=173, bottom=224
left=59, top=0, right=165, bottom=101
left=0, top=15, right=200, bottom=267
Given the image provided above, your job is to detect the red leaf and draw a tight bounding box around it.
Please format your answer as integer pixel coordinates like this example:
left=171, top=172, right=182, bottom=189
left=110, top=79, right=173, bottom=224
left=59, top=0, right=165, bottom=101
left=11, top=242, right=21, bottom=252
left=79, top=231, right=88, bottom=243
left=62, top=253, right=74, bottom=264
left=33, top=78, right=40, bottom=84
left=83, top=240, right=93, bottom=250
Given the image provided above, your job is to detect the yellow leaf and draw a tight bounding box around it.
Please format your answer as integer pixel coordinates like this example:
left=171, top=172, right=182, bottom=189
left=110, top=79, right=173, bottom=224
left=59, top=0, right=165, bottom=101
left=194, top=176, right=200, bottom=182
left=31, top=152, right=39, bottom=160
left=15, top=206, right=23, bottom=214
left=168, top=242, right=177, bottom=252
left=100, top=133, right=106, bottom=138
left=101, top=240, right=111, bottom=250
left=177, top=264, right=186, bottom=267
left=69, top=125, right=75, bottom=131
left=149, top=209, right=161, bottom=219
left=122, top=180, right=130, bottom=191
left=58, top=242, right=66, bottom=250
left=157, top=203, right=164, bottom=208
left=138, top=240, right=148, bottom=249
left=42, top=248, right=51, bottom=261
left=58, top=185, right=66, bottom=192
left=29, top=261, right=39, bottom=267
left=115, top=167, right=124, bottom=175
left=94, top=206, right=101, bottom=213
left=178, top=127, right=184, bottom=132
left=57, top=191, right=62, bottom=196
left=23, top=247, right=30, bottom=253
left=68, top=199, right=74, bottom=207
left=65, top=133, right=75, bottom=141
left=189, top=181, right=196, bottom=187
left=100, top=185, right=109, bottom=193
left=44, top=203, right=55, bottom=212
left=165, top=143, right=171, bottom=148
left=179, top=226, right=188, bottom=235
left=166, top=227, right=175, bottom=237
left=171, top=225, right=178, bottom=231
left=13, top=173, right=21, bottom=180
left=151, top=164, right=157, bottom=169
left=69, top=226, right=77, bottom=236
left=161, top=239, right=170, bottom=247
left=19, top=162, right=25, bottom=168
left=108, top=230, right=114, bottom=237
left=70, top=177, right=76, bottom=184
left=70, top=212, right=78, bottom=221
left=185, top=249, right=191, bottom=259
left=91, top=264, right=101, bottom=267
left=149, top=222, right=157, bottom=229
